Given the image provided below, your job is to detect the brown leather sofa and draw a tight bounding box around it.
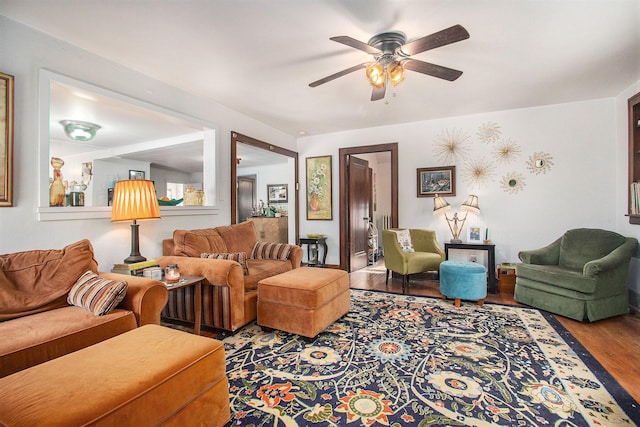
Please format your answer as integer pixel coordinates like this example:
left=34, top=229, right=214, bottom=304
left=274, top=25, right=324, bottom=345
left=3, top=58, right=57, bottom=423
left=0, top=239, right=168, bottom=378
left=159, top=220, right=303, bottom=331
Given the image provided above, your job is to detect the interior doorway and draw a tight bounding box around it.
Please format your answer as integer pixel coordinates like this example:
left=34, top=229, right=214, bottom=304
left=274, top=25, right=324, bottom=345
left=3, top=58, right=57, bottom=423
left=237, top=175, right=256, bottom=222
left=339, top=143, right=399, bottom=272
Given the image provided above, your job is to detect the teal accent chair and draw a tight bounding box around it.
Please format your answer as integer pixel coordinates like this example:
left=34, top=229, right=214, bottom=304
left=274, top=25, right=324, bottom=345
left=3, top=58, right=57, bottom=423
left=515, top=228, right=638, bottom=321
left=382, top=229, right=445, bottom=293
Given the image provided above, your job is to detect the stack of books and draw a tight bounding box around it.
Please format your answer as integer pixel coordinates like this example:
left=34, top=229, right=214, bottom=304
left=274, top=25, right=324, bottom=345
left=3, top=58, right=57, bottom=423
left=111, top=260, right=159, bottom=276
left=632, top=182, right=640, bottom=215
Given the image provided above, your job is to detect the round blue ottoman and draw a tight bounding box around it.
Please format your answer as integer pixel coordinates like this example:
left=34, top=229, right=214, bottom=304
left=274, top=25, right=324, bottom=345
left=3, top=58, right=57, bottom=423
left=439, top=261, right=487, bottom=307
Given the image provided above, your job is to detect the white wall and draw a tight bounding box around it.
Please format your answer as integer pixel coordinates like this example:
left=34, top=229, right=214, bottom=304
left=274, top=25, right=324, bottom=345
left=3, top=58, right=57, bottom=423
left=298, top=98, right=619, bottom=267
left=0, top=16, right=296, bottom=268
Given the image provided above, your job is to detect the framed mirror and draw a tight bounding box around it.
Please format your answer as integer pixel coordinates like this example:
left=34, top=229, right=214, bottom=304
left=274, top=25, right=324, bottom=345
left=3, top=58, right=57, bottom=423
left=39, top=70, right=217, bottom=218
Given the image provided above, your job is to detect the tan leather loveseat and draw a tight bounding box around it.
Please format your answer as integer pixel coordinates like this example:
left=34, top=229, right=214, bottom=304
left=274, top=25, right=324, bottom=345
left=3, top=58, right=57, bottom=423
left=0, top=239, right=168, bottom=378
left=159, top=220, right=303, bottom=331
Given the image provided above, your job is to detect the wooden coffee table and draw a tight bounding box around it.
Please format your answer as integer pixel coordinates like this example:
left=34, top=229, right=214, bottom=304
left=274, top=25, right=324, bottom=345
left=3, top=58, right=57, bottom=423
left=164, top=276, right=205, bottom=335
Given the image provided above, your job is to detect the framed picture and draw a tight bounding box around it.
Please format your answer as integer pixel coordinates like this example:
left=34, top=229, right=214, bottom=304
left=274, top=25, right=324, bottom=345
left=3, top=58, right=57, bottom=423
left=267, top=184, right=288, bottom=203
left=129, top=170, right=145, bottom=180
left=417, top=166, right=455, bottom=197
left=306, top=155, right=332, bottom=220
left=0, top=72, right=14, bottom=207
left=468, top=226, right=482, bottom=242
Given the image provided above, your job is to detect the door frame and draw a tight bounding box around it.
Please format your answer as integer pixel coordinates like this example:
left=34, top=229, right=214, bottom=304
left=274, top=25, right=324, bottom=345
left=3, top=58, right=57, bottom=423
left=339, top=143, right=399, bottom=271
left=231, top=132, right=299, bottom=243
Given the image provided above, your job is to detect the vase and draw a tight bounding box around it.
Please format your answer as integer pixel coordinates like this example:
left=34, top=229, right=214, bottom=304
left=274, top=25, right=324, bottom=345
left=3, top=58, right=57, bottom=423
left=49, top=157, right=66, bottom=207
left=310, top=193, right=320, bottom=211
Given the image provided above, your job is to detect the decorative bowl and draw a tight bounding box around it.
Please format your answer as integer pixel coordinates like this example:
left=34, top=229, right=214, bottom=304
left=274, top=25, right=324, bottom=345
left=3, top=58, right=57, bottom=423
left=306, top=233, right=325, bottom=239
left=158, top=198, right=183, bottom=206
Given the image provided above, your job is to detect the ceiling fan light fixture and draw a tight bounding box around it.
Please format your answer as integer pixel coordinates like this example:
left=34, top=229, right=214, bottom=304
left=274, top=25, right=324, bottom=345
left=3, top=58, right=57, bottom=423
left=60, top=120, right=101, bottom=141
left=366, top=63, right=385, bottom=88
left=387, top=62, right=405, bottom=87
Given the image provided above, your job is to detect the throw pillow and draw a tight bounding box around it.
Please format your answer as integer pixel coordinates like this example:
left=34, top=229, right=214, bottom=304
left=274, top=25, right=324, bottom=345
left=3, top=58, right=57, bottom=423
left=201, top=252, right=249, bottom=275
left=250, top=242, right=293, bottom=261
left=67, top=271, right=128, bottom=316
left=392, top=229, right=415, bottom=253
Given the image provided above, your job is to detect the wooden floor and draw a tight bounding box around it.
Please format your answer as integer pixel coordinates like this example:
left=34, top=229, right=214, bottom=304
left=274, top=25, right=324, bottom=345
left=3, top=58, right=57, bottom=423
left=349, top=264, right=640, bottom=403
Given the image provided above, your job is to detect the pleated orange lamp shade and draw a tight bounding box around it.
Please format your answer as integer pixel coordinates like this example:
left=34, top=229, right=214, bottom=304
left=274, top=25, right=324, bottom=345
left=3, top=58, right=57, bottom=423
left=111, top=180, right=160, bottom=263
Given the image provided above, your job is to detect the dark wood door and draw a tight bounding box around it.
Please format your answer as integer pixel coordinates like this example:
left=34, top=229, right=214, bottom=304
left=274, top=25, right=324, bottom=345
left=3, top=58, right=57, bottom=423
left=237, top=176, right=255, bottom=222
left=348, top=156, right=370, bottom=271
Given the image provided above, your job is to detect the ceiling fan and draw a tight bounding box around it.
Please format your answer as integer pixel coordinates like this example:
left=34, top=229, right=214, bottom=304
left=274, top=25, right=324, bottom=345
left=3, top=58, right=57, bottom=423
left=309, top=24, right=470, bottom=101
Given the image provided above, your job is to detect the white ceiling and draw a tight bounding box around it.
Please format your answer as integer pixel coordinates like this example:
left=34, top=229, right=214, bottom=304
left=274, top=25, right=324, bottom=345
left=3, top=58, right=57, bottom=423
left=2, top=0, right=639, bottom=138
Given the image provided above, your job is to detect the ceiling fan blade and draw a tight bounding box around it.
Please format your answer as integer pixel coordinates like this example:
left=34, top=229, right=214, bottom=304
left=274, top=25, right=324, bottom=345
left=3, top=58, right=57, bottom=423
left=398, top=24, right=470, bottom=56
left=309, top=63, right=369, bottom=87
left=371, top=82, right=386, bottom=101
left=330, top=36, right=382, bottom=55
left=403, top=59, right=463, bottom=81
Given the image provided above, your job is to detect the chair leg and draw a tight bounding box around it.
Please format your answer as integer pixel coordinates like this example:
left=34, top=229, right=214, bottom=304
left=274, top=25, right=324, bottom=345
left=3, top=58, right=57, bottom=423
left=402, top=275, right=408, bottom=293
left=455, top=298, right=461, bottom=307
left=385, top=269, right=390, bottom=286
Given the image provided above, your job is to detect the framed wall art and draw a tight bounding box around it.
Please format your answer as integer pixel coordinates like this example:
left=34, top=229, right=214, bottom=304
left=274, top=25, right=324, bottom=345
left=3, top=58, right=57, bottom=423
left=129, top=170, right=145, bottom=180
left=306, top=155, right=332, bottom=220
left=0, top=71, right=14, bottom=207
left=468, top=226, right=482, bottom=242
left=267, top=184, right=288, bottom=203
left=417, top=166, right=455, bottom=197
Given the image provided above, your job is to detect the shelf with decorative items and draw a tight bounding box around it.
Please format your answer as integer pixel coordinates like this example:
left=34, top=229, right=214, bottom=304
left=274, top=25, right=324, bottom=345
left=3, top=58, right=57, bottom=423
left=627, top=91, right=640, bottom=224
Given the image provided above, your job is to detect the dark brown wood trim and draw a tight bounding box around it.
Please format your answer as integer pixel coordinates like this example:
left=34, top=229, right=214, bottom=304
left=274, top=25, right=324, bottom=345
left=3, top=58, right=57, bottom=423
left=628, top=92, right=640, bottom=224
left=231, top=132, right=299, bottom=242
left=339, top=143, right=399, bottom=271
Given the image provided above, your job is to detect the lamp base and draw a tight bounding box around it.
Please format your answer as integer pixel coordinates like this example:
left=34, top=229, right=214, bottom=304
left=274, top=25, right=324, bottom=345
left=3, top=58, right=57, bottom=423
left=124, top=254, right=147, bottom=264
left=449, top=238, right=463, bottom=244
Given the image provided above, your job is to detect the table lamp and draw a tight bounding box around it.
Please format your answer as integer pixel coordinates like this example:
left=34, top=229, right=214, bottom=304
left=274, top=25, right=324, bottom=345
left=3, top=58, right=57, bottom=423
left=433, top=194, right=480, bottom=243
left=111, top=179, right=161, bottom=263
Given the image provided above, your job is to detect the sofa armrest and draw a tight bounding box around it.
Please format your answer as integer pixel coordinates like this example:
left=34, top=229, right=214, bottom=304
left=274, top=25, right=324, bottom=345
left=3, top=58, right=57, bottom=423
left=99, top=272, right=168, bottom=326
left=583, top=238, right=639, bottom=277
left=288, top=245, right=303, bottom=268
left=518, top=237, right=561, bottom=265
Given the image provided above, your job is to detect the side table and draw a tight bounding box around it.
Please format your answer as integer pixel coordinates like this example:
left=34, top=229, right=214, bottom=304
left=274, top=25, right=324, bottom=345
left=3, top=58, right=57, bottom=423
left=164, top=276, right=205, bottom=335
left=444, top=242, right=497, bottom=293
left=299, top=237, right=328, bottom=267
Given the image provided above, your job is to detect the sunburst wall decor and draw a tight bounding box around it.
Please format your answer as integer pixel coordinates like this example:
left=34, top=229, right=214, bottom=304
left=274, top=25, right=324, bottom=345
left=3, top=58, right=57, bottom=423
left=501, top=172, right=526, bottom=194
left=433, top=128, right=470, bottom=165
left=493, top=138, right=521, bottom=164
left=476, top=121, right=502, bottom=144
left=463, top=158, right=496, bottom=187
left=526, top=152, right=554, bottom=175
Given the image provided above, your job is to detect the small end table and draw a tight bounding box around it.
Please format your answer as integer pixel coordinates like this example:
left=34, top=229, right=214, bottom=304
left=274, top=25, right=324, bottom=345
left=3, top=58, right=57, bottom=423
left=164, top=276, right=205, bottom=334
left=444, top=242, right=497, bottom=293
left=299, top=237, right=328, bottom=267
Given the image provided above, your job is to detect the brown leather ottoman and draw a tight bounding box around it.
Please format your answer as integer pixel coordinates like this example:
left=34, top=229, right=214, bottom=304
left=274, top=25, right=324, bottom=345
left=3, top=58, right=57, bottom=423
left=0, top=325, right=230, bottom=427
left=257, top=267, right=350, bottom=338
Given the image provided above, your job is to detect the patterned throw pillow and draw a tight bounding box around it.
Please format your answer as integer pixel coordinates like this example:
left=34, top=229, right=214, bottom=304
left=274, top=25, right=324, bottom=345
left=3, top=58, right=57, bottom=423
left=67, top=271, right=128, bottom=316
left=250, top=242, right=293, bottom=261
left=392, top=229, right=415, bottom=253
left=201, top=252, right=249, bottom=275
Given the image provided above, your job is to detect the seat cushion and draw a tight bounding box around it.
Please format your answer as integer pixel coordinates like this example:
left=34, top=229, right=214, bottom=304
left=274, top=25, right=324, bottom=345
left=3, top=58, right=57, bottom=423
left=559, top=228, right=625, bottom=270
left=516, top=263, right=596, bottom=293
left=0, top=306, right=137, bottom=378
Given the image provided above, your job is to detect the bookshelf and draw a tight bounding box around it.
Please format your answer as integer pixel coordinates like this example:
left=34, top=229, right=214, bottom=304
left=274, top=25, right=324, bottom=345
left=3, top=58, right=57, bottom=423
left=628, top=91, right=640, bottom=224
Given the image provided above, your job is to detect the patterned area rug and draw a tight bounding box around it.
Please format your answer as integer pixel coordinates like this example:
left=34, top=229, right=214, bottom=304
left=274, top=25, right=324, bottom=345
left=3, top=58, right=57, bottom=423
left=223, top=290, right=639, bottom=426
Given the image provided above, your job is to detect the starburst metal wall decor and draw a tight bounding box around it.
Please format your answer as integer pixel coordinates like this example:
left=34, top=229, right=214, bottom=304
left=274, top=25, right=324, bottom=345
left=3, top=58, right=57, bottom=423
left=501, top=172, right=526, bottom=194
left=493, top=138, right=522, bottom=164
left=476, top=121, right=502, bottom=144
left=433, top=128, right=471, bottom=165
left=463, top=158, right=496, bottom=187
left=526, top=151, right=554, bottom=175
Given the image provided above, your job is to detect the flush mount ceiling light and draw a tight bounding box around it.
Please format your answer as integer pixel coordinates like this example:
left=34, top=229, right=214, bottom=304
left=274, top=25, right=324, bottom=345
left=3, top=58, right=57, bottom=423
left=60, top=120, right=101, bottom=141
left=309, top=25, right=469, bottom=101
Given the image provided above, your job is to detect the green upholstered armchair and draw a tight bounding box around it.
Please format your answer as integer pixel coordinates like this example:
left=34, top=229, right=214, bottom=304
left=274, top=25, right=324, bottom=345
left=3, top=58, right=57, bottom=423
left=382, top=229, right=445, bottom=292
left=515, top=228, right=638, bottom=321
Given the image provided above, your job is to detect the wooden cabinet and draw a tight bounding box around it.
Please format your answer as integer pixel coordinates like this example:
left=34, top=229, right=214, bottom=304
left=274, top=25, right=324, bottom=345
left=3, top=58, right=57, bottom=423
left=497, top=264, right=517, bottom=294
left=628, top=91, right=640, bottom=224
left=248, top=217, right=288, bottom=243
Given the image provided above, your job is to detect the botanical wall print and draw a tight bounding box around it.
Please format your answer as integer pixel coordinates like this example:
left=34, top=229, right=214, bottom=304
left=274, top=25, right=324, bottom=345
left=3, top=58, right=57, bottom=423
left=493, top=138, right=522, bottom=164
left=0, top=71, right=14, bottom=207
left=526, top=151, right=554, bottom=174
left=463, top=158, right=496, bottom=187
left=433, top=128, right=470, bottom=164
left=306, top=155, right=332, bottom=220
left=501, top=172, right=526, bottom=194
left=476, top=121, right=502, bottom=144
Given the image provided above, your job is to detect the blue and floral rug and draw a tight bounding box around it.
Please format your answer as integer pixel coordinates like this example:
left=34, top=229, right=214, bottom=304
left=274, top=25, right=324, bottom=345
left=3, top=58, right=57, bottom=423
left=223, top=290, right=639, bottom=426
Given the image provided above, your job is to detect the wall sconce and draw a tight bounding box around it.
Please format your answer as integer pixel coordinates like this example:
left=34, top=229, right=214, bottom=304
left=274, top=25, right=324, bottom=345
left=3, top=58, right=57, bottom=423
left=111, top=179, right=161, bottom=263
left=433, top=194, right=480, bottom=243
left=60, top=120, right=101, bottom=141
